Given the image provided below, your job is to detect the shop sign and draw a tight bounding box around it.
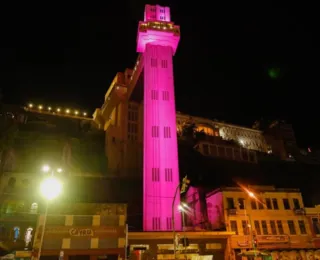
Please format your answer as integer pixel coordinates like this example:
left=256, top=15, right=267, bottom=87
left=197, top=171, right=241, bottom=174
left=69, top=228, right=94, bottom=236
left=257, top=235, right=289, bottom=244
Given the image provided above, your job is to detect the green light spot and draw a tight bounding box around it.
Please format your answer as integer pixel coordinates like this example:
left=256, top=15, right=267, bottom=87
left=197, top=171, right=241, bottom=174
left=268, top=68, right=280, bottom=79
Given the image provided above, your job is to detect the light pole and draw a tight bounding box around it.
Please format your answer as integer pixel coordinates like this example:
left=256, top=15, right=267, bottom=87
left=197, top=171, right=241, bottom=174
left=36, top=165, right=63, bottom=260
left=178, top=203, right=188, bottom=258
left=172, top=176, right=190, bottom=260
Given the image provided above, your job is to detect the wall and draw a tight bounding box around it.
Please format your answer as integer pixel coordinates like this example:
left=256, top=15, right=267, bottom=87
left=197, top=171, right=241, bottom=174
left=206, top=192, right=224, bottom=230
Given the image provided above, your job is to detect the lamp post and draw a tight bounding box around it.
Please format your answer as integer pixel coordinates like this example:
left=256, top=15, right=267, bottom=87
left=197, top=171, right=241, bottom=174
left=36, top=165, right=63, bottom=260
left=172, top=176, right=190, bottom=259
left=178, top=203, right=188, bottom=258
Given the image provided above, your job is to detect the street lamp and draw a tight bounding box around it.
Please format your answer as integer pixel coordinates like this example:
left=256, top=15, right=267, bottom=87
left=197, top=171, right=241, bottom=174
left=178, top=203, right=188, bottom=256
left=37, top=166, right=63, bottom=260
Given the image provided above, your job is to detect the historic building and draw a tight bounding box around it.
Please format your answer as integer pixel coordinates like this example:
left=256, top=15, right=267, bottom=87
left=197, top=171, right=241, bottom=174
left=186, top=185, right=320, bottom=259
left=305, top=205, right=320, bottom=249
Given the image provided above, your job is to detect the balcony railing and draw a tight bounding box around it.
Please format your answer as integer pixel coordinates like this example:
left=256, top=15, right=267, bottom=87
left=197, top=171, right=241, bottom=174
left=227, top=208, right=237, bottom=215
left=294, top=208, right=305, bottom=215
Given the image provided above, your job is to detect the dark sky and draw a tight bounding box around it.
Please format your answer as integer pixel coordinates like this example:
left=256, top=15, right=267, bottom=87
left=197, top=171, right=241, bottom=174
left=0, top=1, right=319, bottom=147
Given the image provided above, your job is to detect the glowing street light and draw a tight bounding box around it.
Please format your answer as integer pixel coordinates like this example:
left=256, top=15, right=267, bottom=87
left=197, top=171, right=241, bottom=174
left=38, top=105, right=43, bottom=110
left=248, top=191, right=255, bottom=198
left=28, top=103, right=33, bottom=108
left=40, top=177, right=62, bottom=200
left=42, top=165, right=50, bottom=172
left=37, top=165, right=63, bottom=260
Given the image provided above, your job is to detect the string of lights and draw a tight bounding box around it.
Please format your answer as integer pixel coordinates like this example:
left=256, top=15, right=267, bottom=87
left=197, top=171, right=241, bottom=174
left=27, top=103, right=88, bottom=117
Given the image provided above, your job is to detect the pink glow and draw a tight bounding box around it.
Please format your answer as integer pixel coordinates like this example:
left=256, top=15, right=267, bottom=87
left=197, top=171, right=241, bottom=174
left=138, top=4, right=181, bottom=231
left=144, top=5, right=171, bottom=22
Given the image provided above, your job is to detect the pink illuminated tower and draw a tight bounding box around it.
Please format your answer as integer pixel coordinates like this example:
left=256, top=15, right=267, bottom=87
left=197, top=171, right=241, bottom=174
left=137, top=4, right=182, bottom=231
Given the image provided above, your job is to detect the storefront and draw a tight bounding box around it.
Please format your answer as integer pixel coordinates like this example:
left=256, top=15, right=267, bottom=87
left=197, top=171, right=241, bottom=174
left=32, top=203, right=127, bottom=260
left=128, top=231, right=232, bottom=260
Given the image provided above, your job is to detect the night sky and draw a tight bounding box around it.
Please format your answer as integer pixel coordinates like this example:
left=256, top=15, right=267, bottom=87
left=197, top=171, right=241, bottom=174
left=0, top=2, right=319, bottom=148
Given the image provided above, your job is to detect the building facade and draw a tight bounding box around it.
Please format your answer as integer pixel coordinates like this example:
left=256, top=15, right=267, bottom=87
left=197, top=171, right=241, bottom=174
left=186, top=186, right=319, bottom=260
left=305, top=205, right=320, bottom=250
left=32, top=203, right=127, bottom=260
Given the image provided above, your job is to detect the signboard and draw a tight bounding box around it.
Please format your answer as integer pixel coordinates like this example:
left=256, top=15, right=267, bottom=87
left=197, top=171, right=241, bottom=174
left=44, top=226, right=124, bottom=238
left=257, top=235, right=289, bottom=244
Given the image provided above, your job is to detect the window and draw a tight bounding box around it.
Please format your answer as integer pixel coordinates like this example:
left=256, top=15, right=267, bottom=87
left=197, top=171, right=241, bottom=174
left=288, top=220, right=296, bottom=234
left=165, top=168, right=173, bottom=182
left=161, top=60, right=168, bottom=68
left=152, top=168, right=160, bottom=182
left=238, top=198, right=245, bottom=209
left=203, top=144, right=209, bottom=155
left=270, top=221, right=277, bottom=235
left=152, top=217, right=160, bottom=230
left=258, top=202, right=264, bottom=209
left=298, top=220, right=307, bottom=234
left=312, top=218, right=320, bottom=235
left=230, top=221, right=238, bottom=234
left=261, top=221, right=268, bottom=235
left=152, top=126, right=159, bottom=137
left=254, top=221, right=261, bottom=235
left=160, top=16, right=164, bottom=20
left=164, top=127, right=171, bottom=138
left=266, top=198, right=272, bottom=209
left=13, top=227, right=20, bottom=241
left=166, top=217, right=172, bottom=230
left=293, top=198, right=301, bottom=209
left=283, top=199, right=290, bottom=210
left=162, top=91, right=169, bottom=100
left=277, top=221, right=284, bottom=234
left=242, top=220, right=249, bottom=235
left=251, top=200, right=257, bottom=210
left=272, top=198, right=279, bottom=209
left=151, top=58, right=157, bottom=67
left=24, top=227, right=33, bottom=248
left=226, top=198, right=235, bottom=209
left=151, top=90, right=158, bottom=100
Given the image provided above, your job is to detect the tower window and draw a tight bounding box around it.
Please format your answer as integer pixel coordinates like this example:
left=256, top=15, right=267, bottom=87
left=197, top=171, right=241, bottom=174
left=152, top=126, right=159, bottom=137
left=166, top=217, right=172, bottom=230
left=152, top=217, right=161, bottom=230
left=151, top=90, right=159, bottom=100
left=161, top=60, right=168, bottom=68
left=160, top=16, right=164, bottom=20
left=162, top=91, right=169, bottom=101
left=151, top=58, right=157, bottom=67
left=164, top=127, right=171, bottom=138
left=152, top=168, right=160, bottom=181
left=165, top=168, right=173, bottom=182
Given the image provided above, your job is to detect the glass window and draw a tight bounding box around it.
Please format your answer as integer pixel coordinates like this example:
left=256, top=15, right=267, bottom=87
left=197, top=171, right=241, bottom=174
left=261, top=221, right=268, bottom=235
left=254, top=221, right=261, bottom=235
left=238, top=198, right=245, bottom=209
left=298, top=220, right=307, bottom=234
left=251, top=200, right=257, bottom=210
left=270, top=221, right=277, bottom=235
left=266, top=198, right=272, bottom=209
left=227, top=198, right=235, bottom=209
left=283, top=199, right=290, bottom=210
left=272, top=199, right=279, bottom=209
left=312, top=218, right=320, bottom=235
left=288, top=220, right=296, bottom=235
left=277, top=220, right=284, bottom=234
left=293, top=198, right=301, bottom=209
left=230, top=221, right=238, bottom=234
left=242, top=220, right=249, bottom=235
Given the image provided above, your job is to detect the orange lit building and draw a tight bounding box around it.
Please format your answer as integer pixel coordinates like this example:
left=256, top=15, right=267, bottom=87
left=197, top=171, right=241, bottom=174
left=186, top=185, right=317, bottom=259
left=305, top=205, right=320, bottom=251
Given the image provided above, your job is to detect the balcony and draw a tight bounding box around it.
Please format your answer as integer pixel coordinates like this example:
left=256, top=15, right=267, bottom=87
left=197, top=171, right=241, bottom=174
left=227, top=208, right=237, bottom=215
left=294, top=208, right=305, bottom=215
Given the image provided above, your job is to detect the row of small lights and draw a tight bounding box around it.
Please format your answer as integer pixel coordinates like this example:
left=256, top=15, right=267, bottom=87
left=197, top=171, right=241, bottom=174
left=27, top=103, right=87, bottom=117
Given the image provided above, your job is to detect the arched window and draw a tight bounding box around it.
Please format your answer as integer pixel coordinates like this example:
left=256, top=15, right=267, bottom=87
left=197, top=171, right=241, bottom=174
left=30, top=202, right=38, bottom=214
left=13, top=226, right=20, bottom=241
left=24, top=227, right=33, bottom=247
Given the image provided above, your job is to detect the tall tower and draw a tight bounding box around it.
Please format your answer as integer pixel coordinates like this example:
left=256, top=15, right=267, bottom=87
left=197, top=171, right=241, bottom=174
left=137, top=4, right=181, bottom=231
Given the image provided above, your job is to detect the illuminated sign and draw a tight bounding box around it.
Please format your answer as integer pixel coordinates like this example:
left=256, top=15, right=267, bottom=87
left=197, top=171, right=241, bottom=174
left=69, top=228, right=94, bottom=237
